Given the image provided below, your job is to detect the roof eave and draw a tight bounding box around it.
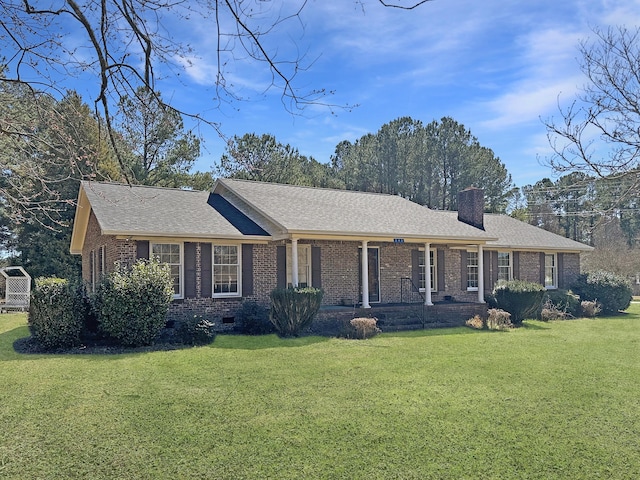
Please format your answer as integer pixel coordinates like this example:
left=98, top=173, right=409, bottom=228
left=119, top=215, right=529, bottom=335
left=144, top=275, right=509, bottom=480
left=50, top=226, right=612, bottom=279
left=486, top=244, right=594, bottom=253
left=105, top=230, right=272, bottom=242
left=69, top=185, right=92, bottom=255
left=283, top=229, right=498, bottom=243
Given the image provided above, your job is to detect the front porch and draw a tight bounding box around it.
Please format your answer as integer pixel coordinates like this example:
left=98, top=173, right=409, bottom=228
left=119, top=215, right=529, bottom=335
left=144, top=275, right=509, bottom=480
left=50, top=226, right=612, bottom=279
left=311, top=301, right=488, bottom=335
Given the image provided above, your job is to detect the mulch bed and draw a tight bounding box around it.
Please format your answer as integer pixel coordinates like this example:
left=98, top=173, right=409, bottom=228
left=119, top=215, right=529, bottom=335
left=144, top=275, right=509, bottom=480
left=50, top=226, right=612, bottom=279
left=12, top=329, right=200, bottom=355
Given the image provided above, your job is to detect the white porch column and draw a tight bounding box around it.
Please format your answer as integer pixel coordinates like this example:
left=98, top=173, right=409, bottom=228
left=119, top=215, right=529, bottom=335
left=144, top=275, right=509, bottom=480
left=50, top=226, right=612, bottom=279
left=424, top=243, right=433, bottom=306
left=477, top=244, right=485, bottom=303
left=361, top=240, right=371, bottom=308
left=291, top=238, right=299, bottom=287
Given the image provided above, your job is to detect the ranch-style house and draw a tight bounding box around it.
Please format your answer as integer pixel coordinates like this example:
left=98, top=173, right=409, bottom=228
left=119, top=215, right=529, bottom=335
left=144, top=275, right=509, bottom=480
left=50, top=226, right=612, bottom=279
left=70, top=179, right=593, bottom=330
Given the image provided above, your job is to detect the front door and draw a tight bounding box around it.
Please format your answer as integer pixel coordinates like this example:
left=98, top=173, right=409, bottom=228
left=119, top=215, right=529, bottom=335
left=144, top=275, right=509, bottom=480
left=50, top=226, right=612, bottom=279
left=359, top=247, right=380, bottom=303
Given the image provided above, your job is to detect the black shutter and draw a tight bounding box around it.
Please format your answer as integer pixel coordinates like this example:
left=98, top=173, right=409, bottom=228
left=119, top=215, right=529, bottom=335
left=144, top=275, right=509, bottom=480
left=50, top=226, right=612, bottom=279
left=460, top=250, right=467, bottom=291
left=184, top=242, right=197, bottom=298
left=484, top=250, right=492, bottom=291
left=311, top=246, right=322, bottom=288
left=492, top=251, right=499, bottom=286
left=557, top=253, right=564, bottom=289
left=513, top=252, right=520, bottom=280
left=242, top=244, right=254, bottom=296
left=276, top=246, right=286, bottom=288
left=201, top=243, right=212, bottom=297
left=437, top=249, right=445, bottom=292
left=411, top=250, right=421, bottom=291
left=540, top=253, right=546, bottom=285
left=136, top=240, right=149, bottom=260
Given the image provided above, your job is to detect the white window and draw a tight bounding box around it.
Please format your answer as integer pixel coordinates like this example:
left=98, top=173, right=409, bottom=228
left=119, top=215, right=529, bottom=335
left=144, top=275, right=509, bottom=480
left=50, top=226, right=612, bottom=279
left=213, top=245, right=241, bottom=297
left=467, top=250, right=479, bottom=291
left=418, top=249, right=437, bottom=292
left=497, top=251, right=511, bottom=282
left=151, top=243, right=183, bottom=298
left=544, top=253, right=557, bottom=289
left=286, top=244, right=311, bottom=287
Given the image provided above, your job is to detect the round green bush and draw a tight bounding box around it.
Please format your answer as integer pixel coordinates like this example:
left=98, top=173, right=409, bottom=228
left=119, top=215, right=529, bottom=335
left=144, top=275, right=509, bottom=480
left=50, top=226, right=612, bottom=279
left=493, top=280, right=546, bottom=324
left=571, top=271, right=632, bottom=315
left=29, top=277, right=83, bottom=350
left=94, top=260, right=174, bottom=347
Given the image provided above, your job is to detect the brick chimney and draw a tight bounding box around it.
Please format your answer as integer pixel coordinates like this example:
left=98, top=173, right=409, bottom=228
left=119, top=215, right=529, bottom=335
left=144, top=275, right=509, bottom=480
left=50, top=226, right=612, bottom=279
left=457, top=187, right=485, bottom=230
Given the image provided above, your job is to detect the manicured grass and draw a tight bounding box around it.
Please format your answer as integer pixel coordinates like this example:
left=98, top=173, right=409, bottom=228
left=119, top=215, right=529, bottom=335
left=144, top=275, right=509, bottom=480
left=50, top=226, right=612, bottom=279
left=1, top=309, right=639, bottom=479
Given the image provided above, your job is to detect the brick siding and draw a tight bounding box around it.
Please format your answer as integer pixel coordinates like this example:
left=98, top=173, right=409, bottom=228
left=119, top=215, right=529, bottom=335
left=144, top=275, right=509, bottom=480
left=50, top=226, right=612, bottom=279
left=81, top=220, right=583, bottom=331
left=561, top=253, right=581, bottom=288
left=517, top=252, right=542, bottom=284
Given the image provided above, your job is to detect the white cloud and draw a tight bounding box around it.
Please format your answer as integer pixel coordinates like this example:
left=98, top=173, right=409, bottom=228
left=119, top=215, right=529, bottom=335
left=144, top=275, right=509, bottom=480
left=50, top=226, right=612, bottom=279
left=479, top=26, right=586, bottom=130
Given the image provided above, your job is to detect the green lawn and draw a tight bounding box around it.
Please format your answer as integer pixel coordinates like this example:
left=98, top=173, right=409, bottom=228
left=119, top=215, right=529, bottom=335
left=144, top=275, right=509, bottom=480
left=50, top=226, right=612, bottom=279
left=1, top=309, right=639, bottom=479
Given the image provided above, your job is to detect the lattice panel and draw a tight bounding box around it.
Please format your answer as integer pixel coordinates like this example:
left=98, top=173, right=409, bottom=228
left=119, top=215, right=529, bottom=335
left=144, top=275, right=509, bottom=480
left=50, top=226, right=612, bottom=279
left=6, top=277, right=30, bottom=306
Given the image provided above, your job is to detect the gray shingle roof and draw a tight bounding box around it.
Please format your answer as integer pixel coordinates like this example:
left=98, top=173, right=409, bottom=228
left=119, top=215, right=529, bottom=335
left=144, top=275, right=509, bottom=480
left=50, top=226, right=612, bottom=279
left=484, top=214, right=593, bottom=251
left=78, top=179, right=593, bottom=252
left=81, top=181, right=268, bottom=239
left=216, top=178, right=496, bottom=241
left=434, top=211, right=593, bottom=252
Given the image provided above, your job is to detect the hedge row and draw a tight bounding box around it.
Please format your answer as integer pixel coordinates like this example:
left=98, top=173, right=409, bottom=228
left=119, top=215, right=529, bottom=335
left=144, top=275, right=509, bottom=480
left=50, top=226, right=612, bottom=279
left=489, top=271, right=632, bottom=322
left=28, top=260, right=177, bottom=350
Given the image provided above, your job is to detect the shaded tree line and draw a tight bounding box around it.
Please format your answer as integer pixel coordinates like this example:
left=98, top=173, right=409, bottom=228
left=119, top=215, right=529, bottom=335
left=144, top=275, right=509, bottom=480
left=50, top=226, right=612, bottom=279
left=1, top=81, right=206, bottom=279
left=518, top=172, right=640, bottom=279
left=218, top=117, right=516, bottom=213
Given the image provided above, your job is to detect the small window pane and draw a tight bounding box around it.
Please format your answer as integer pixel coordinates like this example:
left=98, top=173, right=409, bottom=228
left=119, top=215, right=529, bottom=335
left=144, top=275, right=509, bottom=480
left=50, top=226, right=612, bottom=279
left=545, top=254, right=556, bottom=287
left=467, top=251, right=479, bottom=289
left=214, top=245, right=240, bottom=295
left=498, top=252, right=511, bottom=282
left=151, top=243, right=182, bottom=297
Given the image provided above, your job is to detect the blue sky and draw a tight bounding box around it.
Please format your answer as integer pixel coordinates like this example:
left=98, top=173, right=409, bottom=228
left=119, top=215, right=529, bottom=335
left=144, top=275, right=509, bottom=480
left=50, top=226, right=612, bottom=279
left=66, top=0, right=640, bottom=187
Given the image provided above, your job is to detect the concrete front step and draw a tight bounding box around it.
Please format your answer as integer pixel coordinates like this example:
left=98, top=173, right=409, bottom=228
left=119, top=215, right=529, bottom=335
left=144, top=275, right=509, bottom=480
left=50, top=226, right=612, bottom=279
left=312, top=302, right=487, bottom=336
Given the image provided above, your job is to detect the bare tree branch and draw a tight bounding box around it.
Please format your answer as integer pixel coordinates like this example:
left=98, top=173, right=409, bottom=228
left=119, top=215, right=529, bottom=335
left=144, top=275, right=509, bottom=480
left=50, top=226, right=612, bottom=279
left=544, top=26, right=640, bottom=184
left=1, top=0, right=433, bottom=224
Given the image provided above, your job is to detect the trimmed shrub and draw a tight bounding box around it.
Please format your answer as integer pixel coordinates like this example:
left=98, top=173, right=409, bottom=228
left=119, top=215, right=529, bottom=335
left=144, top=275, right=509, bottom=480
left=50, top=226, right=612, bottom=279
left=28, top=277, right=83, bottom=350
left=571, top=271, right=632, bottom=315
left=493, top=280, right=546, bottom=324
left=347, top=317, right=381, bottom=339
left=581, top=300, right=601, bottom=318
left=237, top=301, right=274, bottom=335
left=94, top=260, right=174, bottom=347
left=177, top=315, right=216, bottom=346
left=269, top=287, right=323, bottom=337
left=465, top=315, right=484, bottom=330
left=486, top=308, right=512, bottom=330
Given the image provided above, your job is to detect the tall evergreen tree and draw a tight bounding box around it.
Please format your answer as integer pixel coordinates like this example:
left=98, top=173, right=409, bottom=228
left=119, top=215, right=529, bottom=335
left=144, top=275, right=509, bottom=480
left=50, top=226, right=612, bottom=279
left=117, top=87, right=201, bottom=187
left=218, top=133, right=342, bottom=188
left=331, top=116, right=513, bottom=212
